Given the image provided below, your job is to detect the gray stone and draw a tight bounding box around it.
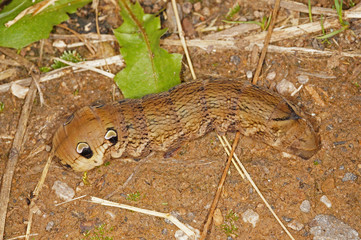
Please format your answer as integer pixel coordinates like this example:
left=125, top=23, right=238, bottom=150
left=310, top=214, right=360, bottom=240
left=300, top=200, right=311, bottom=213
left=342, top=172, right=357, bottom=182
left=52, top=180, right=75, bottom=201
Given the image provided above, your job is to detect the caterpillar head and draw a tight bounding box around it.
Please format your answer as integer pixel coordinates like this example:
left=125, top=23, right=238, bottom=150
left=53, top=105, right=118, bottom=172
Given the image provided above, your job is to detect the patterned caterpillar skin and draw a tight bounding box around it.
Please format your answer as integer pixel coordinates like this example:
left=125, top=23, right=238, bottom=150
left=53, top=79, right=320, bottom=172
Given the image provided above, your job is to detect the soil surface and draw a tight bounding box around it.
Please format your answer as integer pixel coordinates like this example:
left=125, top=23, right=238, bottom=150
left=1, top=0, right=360, bottom=240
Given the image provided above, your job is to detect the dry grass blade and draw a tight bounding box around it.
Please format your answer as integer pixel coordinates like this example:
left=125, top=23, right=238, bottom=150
left=252, top=0, right=280, bottom=85
left=220, top=136, right=295, bottom=240
left=0, top=47, right=41, bottom=240
left=25, top=150, right=55, bottom=240
left=200, top=132, right=241, bottom=239
left=89, top=196, right=199, bottom=239
left=53, top=58, right=115, bottom=78
left=0, top=55, right=123, bottom=93
left=171, top=0, right=196, bottom=80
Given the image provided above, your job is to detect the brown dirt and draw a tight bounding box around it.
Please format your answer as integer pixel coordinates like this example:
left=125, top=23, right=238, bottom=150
left=1, top=0, right=360, bottom=239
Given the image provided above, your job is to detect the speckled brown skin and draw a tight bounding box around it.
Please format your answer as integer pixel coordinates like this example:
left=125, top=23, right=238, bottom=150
left=53, top=79, right=320, bottom=172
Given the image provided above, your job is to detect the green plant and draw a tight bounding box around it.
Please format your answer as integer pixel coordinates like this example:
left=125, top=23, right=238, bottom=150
left=0, top=0, right=91, bottom=49
left=223, top=15, right=271, bottom=31
left=126, top=191, right=141, bottom=201
left=0, top=102, right=4, bottom=112
left=220, top=210, right=239, bottom=237
left=51, top=50, right=84, bottom=69
left=82, top=224, right=114, bottom=240
left=225, top=3, right=240, bottom=20
left=308, top=0, right=313, bottom=22
left=316, top=0, right=349, bottom=41
left=113, top=0, right=182, bottom=99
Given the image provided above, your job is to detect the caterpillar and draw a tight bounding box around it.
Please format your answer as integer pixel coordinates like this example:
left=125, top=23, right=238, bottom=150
left=53, top=79, right=320, bottom=172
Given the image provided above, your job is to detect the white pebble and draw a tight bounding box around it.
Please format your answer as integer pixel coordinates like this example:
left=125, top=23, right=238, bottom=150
left=174, top=224, right=200, bottom=240
left=11, top=83, right=29, bottom=99
left=266, top=71, right=276, bottom=81
left=52, top=40, right=67, bottom=49
left=300, top=200, right=311, bottom=213
left=246, top=70, right=253, bottom=79
left=242, top=209, right=259, bottom=228
left=52, top=180, right=75, bottom=201
left=320, top=195, right=332, bottom=208
left=287, top=220, right=304, bottom=231
left=297, top=75, right=309, bottom=84
left=276, top=79, right=296, bottom=95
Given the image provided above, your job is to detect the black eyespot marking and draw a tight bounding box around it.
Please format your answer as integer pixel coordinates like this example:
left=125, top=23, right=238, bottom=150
left=64, top=114, right=74, bottom=126
left=105, top=128, right=118, bottom=145
left=273, top=105, right=301, bottom=121
left=64, top=164, right=72, bottom=169
left=76, top=142, right=93, bottom=159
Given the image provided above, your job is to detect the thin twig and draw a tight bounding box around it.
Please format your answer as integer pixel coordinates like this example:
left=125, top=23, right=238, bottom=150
left=0, top=55, right=124, bottom=93
left=171, top=0, right=197, bottom=80
left=200, top=132, right=241, bottom=240
left=89, top=196, right=199, bottom=239
left=0, top=47, right=40, bottom=240
left=252, top=0, right=280, bottom=85
left=57, top=24, right=96, bottom=55
left=221, top=136, right=295, bottom=240
left=53, top=58, right=115, bottom=78
left=25, top=150, right=55, bottom=240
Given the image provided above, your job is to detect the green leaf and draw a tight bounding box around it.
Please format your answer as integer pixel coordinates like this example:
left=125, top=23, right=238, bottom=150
left=0, top=0, right=92, bottom=49
left=113, top=0, right=182, bottom=99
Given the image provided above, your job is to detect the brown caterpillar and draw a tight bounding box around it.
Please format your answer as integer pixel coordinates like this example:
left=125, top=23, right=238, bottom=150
left=53, top=79, right=320, bottom=172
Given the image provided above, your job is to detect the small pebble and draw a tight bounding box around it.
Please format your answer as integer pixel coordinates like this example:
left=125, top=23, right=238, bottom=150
left=46, top=221, right=54, bottom=231
left=182, top=2, right=192, bottom=14
left=246, top=70, right=253, bottom=79
left=321, top=178, right=335, bottom=193
left=288, top=220, right=304, bottom=231
left=202, top=7, right=210, bottom=17
left=310, top=215, right=359, bottom=240
left=266, top=71, right=276, bottom=81
left=242, top=209, right=259, bottom=228
left=300, top=200, right=311, bottom=213
left=45, top=145, right=52, bottom=152
left=342, top=172, right=357, bottom=182
left=174, top=224, right=200, bottom=240
left=253, top=10, right=263, bottom=18
left=282, top=216, right=293, bottom=222
left=297, top=75, right=309, bottom=84
left=276, top=79, right=296, bottom=95
left=194, top=2, right=201, bottom=12
left=326, top=124, right=334, bottom=130
left=52, top=180, right=75, bottom=201
left=162, top=228, right=168, bottom=235
left=213, top=208, right=223, bottom=226
left=320, top=195, right=332, bottom=208
left=11, top=83, right=29, bottom=99
left=53, top=40, right=67, bottom=50
left=230, top=55, right=241, bottom=65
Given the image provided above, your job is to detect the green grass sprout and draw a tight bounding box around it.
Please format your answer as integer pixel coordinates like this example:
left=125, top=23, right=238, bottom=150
left=225, top=3, right=241, bottom=20
left=308, top=0, right=313, bottom=22
left=82, top=223, right=114, bottom=240
left=220, top=210, right=239, bottom=237
left=51, top=50, right=84, bottom=69
left=223, top=15, right=271, bottom=31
